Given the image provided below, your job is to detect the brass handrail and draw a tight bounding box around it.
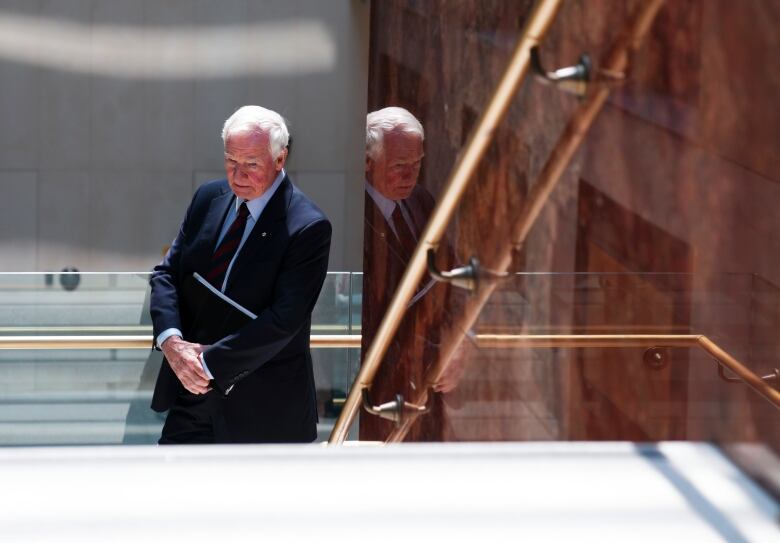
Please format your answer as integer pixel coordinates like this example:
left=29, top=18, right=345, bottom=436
left=327, top=0, right=565, bottom=445
left=0, top=324, right=358, bottom=334
left=3, top=333, right=775, bottom=416
left=0, top=334, right=362, bottom=350
left=474, top=334, right=699, bottom=349
left=385, top=0, right=667, bottom=444
left=475, top=335, right=780, bottom=410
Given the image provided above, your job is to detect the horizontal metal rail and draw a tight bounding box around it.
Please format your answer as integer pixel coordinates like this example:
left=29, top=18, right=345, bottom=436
left=482, top=334, right=780, bottom=409
left=0, top=324, right=358, bottom=334
left=0, top=335, right=362, bottom=350
left=0, top=333, right=705, bottom=351
left=474, top=334, right=700, bottom=349
left=1, top=333, right=776, bottom=413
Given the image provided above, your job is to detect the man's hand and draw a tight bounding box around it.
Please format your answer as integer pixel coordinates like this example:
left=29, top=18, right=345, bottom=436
left=433, top=341, right=471, bottom=394
left=161, top=336, right=210, bottom=394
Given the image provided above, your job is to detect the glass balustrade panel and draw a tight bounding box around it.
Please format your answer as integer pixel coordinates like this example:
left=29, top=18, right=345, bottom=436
left=0, top=272, right=360, bottom=445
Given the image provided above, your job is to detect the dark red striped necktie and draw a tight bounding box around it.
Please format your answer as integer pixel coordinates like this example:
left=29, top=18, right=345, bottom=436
left=205, top=202, right=250, bottom=289
left=391, top=203, right=418, bottom=260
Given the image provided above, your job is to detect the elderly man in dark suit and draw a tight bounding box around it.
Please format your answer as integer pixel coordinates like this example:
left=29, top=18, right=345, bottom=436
left=150, top=105, right=331, bottom=444
left=360, top=107, right=463, bottom=442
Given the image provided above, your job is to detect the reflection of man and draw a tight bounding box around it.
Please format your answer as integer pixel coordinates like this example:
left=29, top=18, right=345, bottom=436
left=360, top=107, right=455, bottom=442
left=150, top=105, right=331, bottom=444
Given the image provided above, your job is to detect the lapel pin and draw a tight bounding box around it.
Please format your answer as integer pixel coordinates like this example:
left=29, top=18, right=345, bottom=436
left=261, top=232, right=267, bottom=237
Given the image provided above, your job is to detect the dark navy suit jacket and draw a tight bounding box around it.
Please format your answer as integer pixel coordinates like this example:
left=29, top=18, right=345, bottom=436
left=149, top=176, right=331, bottom=443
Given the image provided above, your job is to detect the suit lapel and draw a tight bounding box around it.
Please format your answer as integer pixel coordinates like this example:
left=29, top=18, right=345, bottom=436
left=190, top=186, right=234, bottom=269
left=253, top=175, right=292, bottom=231
left=201, top=188, right=234, bottom=250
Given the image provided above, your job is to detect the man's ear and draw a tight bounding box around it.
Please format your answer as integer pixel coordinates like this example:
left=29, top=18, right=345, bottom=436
left=275, top=148, right=288, bottom=171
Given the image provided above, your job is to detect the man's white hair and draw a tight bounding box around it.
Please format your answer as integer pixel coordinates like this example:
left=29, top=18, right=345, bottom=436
left=366, top=106, right=424, bottom=160
left=221, top=105, right=289, bottom=159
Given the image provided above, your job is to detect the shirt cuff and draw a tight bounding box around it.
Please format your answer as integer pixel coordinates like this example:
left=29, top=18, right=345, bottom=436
left=199, top=353, right=214, bottom=380
left=156, top=328, right=182, bottom=349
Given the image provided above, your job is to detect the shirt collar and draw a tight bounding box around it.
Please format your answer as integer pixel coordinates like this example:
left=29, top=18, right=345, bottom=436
left=364, top=180, right=397, bottom=223
left=236, top=168, right=286, bottom=221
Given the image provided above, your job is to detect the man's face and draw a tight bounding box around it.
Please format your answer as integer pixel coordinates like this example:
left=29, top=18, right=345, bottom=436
left=366, top=130, right=424, bottom=200
left=224, top=131, right=286, bottom=200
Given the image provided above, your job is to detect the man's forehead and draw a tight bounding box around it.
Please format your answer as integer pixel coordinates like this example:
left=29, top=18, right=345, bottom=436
left=224, top=149, right=262, bottom=159
left=225, top=131, right=270, bottom=154
left=384, top=130, right=423, bottom=154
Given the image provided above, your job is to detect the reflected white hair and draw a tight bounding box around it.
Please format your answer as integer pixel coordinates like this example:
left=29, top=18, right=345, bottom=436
left=221, top=105, right=289, bottom=159
left=366, top=106, right=424, bottom=160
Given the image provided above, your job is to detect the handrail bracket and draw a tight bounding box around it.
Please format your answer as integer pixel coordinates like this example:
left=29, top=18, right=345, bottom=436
left=718, top=364, right=779, bottom=387
left=427, top=249, right=508, bottom=293
left=361, top=388, right=432, bottom=427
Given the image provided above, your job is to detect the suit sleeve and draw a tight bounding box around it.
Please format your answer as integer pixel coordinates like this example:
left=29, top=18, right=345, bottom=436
left=203, top=217, right=332, bottom=391
left=148, top=190, right=198, bottom=340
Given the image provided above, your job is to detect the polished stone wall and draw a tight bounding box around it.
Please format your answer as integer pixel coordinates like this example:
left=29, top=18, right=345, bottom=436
left=362, top=0, right=780, bottom=448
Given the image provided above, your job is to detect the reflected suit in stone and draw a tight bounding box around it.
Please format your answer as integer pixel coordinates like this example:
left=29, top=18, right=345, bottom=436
left=359, top=185, right=453, bottom=441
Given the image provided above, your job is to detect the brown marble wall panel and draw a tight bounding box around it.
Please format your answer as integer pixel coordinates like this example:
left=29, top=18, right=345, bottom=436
left=362, top=0, right=780, bottom=446
left=572, top=181, right=692, bottom=440
left=608, top=0, right=703, bottom=137
left=699, top=0, right=780, bottom=181
left=579, top=0, right=780, bottom=447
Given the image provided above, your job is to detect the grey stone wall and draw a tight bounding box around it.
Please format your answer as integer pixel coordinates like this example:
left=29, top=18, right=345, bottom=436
left=0, top=0, right=368, bottom=272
